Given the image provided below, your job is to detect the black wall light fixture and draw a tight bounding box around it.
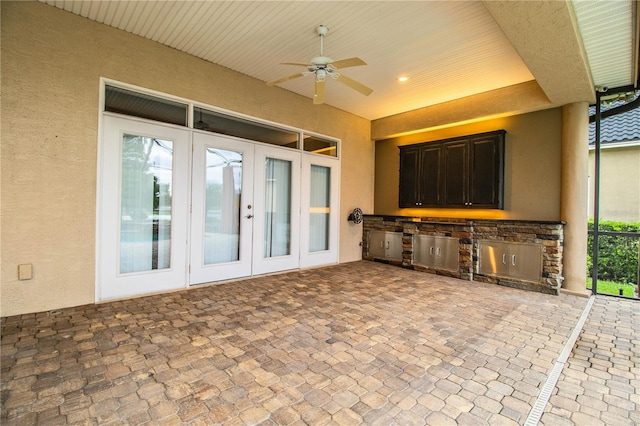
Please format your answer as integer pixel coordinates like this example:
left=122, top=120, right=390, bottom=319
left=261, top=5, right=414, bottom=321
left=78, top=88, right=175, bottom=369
left=348, top=207, right=363, bottom=224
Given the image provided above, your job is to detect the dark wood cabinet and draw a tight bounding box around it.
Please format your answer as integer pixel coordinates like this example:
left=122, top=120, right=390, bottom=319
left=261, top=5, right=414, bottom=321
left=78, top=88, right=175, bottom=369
left=399, top=130, right=505, bottom=209
left=469, top=134, right=504, bottom=208
left=443, top=140, right=468, bottom=206
left=421, top=144, right=443, bottom=206
left=399, top=144, right=442, bottom=207
left=399, top=146, right=420, bottom=207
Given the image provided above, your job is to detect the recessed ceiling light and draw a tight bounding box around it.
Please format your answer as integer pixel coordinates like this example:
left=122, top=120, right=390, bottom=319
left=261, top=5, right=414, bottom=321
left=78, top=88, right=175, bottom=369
left=398, top=76, right=409, bottom=82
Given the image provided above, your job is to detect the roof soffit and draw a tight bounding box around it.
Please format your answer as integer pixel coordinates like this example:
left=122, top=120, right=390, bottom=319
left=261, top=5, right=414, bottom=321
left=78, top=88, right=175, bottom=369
left=483, top=0, right=596, bottom=106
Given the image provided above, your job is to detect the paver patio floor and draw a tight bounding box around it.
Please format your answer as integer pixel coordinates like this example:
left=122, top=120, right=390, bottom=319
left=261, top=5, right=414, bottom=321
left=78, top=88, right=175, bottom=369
left=1, top=261, right=637, bottom=425
left=541, top=295, right=639, bottom=426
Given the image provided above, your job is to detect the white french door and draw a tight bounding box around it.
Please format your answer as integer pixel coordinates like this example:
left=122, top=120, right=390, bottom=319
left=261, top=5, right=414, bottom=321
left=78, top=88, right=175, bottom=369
left=189, top=133, right=255, bottom=284
left=98, top=115, right=190, bottom=300
left=252, top=145, right=301, bottom=275
left=189, top=134, right=301, bottom=283
left=99, top=116, right=335, bottom=300
left=300, top=154, right=340, bottom=268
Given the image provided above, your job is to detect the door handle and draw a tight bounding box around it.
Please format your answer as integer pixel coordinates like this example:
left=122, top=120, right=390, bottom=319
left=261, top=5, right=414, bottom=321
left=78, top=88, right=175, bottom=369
left=245, top=214, right=253, bottom=219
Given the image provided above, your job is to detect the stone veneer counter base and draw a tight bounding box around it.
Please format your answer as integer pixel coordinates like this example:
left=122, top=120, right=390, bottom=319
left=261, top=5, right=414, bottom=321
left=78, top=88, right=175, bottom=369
left=362, top=215, right=564, bottom=295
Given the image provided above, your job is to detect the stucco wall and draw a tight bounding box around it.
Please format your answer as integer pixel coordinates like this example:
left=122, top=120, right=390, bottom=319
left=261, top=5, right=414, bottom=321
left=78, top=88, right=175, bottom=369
left=588, top=145, right=640, bottom=222
left=374, top=108, right=562, bottom=220
left=1, top=2, right=372, bottom=316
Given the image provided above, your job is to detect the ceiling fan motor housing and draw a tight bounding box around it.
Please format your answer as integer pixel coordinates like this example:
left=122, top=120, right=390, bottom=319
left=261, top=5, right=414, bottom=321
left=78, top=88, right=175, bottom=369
left=311, top=56, right=333, bottom=66
left=316, top=25, right=329, bottom=37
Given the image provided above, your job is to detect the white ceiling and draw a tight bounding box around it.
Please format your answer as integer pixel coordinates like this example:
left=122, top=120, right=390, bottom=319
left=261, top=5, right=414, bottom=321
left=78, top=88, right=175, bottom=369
left=41, top=1, right=637, bottom=121
left=572, top=0, right=637, bottom=90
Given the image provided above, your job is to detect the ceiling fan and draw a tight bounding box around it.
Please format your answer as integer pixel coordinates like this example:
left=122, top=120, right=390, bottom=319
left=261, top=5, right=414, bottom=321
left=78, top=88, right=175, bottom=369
left=267, top=25, right=373, bottom=105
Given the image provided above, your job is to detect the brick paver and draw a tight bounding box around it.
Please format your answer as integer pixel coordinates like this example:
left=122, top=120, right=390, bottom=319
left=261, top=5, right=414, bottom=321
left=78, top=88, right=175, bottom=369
left=541, top=296, right=639, bottom=426
left=0, top=261, right=634, bottom=424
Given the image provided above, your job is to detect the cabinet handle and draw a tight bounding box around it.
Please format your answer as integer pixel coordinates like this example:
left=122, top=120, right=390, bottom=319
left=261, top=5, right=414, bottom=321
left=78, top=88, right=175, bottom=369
left=380, top=241, right=384, bottom=248
left=502, top=253, right=507, bottom=264
left=512, top=254, right=516, bottom=266
left=429, top=247, right=434, bottom=255
left=386, top=241, right=390, bottom=249
left=436, top=247, right=441, bottom=256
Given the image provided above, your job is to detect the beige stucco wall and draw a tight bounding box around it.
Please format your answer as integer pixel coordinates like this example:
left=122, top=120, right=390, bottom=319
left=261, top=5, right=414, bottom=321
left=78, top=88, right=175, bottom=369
left=1, top=2, right=373, bottom=317
left=374, top=108, right=562, bottom=220
left=588, top=144, right=640, bottom=223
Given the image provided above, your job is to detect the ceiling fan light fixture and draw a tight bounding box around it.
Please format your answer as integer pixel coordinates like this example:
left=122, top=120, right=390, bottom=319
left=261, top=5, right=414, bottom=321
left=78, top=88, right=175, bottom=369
left=266, top=24, right=372, bottom=104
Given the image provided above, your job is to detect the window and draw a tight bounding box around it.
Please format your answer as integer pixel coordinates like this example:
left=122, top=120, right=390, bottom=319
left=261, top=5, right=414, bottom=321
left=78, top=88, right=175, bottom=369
left=195, top=107, right=299, bottom=149
left=303, top=134, right=338, bottom=157
left=104, top=82, right=340, bottom=157
left=105, top=85, right=188, bottom=126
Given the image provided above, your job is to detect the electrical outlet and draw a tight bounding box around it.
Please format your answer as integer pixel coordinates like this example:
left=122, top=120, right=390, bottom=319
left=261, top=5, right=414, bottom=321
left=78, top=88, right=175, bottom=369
left=18, top=264, right=33, bottom=281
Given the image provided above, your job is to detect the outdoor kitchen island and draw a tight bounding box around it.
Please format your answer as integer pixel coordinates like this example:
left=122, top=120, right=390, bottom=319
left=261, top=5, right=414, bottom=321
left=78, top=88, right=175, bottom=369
left=362, top=215, right=565, bottom=295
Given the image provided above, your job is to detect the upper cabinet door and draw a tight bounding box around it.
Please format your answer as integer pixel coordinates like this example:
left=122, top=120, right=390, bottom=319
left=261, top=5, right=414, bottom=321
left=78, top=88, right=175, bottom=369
left=443, top=140, right=468, bottom=207
left=420, top=144, right=443, bottom=206
left=399, top=146, right=420, bottom=208
left=470, top=133, right=505, bottom=208
left=399, top=144, right=443, bottom=207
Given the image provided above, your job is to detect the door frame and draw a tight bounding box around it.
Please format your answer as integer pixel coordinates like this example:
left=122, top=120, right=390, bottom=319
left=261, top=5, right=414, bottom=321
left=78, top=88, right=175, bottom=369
left=97, top=114, right=191, bottom=301
left=97, top=91, right=342, bottom=300
left=189, top=132, right=256, bottom=285
left=251, top=144, right=302, bottom=275
left=299, top=153, right=341, bottom=268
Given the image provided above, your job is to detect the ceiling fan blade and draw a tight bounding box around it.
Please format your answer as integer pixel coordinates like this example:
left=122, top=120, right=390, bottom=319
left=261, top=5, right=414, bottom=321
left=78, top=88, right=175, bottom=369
left=314, top=80, right=325, bottom=105
left=281, top=62, right=311, bottom=67
left=330, top=57, right=367, bottom=69
left=336, top=74, right=373, bottom=96
left=267, top=72, right=305, bottom=86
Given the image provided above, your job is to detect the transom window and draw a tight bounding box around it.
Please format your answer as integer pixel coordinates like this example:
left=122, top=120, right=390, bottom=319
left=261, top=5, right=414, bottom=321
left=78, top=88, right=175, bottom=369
left=104, top=83, right=339, bottom=157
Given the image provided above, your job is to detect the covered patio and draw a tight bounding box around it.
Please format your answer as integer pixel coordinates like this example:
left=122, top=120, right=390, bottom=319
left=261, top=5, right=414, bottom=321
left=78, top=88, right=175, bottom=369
left=2, top=261, right=637, bottom=425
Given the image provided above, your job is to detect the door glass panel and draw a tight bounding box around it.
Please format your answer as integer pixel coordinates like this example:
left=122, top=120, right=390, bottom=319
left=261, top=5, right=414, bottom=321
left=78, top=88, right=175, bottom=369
left=120, top=135, right=173, bottom=273
left=264, top=158, right=292, bottom=257
left=309, top=165, right=330, bottom=252
left=204, top=148, right=242, bottom=264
